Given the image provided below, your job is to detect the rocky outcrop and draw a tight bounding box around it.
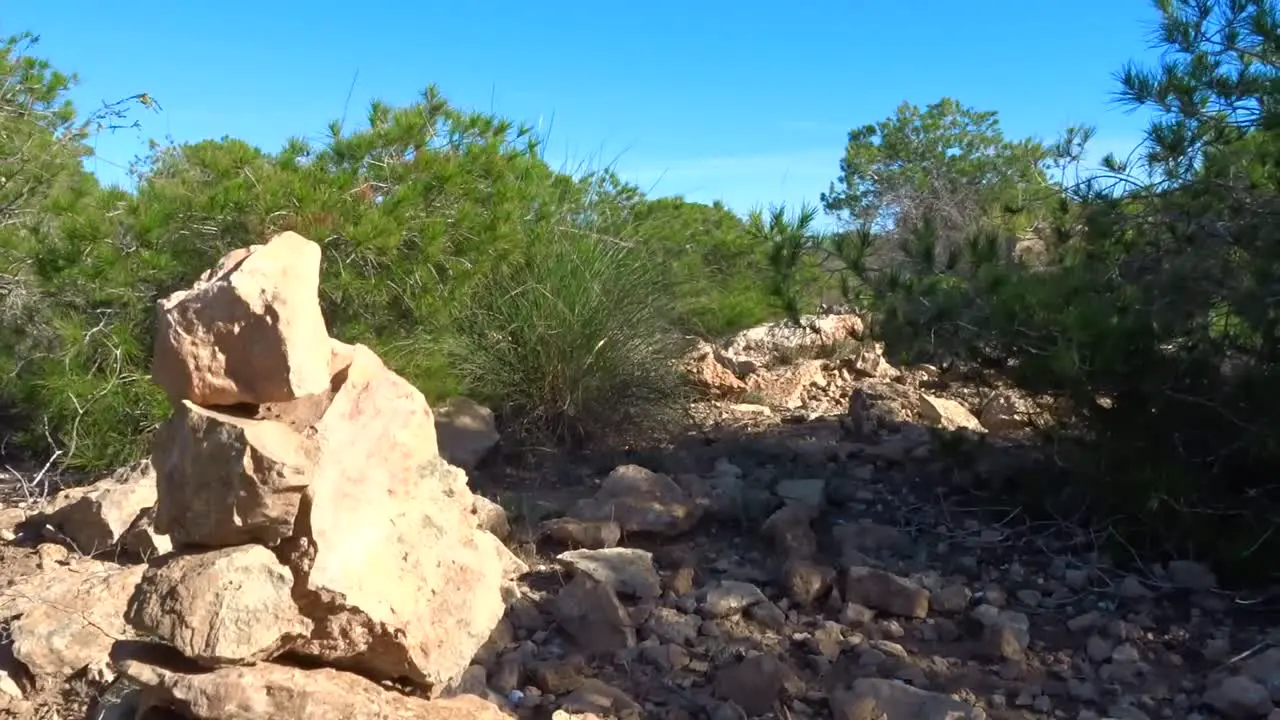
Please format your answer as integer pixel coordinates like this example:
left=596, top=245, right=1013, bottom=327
left=0, top=232, right=517, bottom=719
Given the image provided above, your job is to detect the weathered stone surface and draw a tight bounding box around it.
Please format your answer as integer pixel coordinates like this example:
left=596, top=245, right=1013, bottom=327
left=152, top=400, right=318, bottom=549
left=540, top=517, right=622, bottom=549
left=283, top=345, right=505, bottom=694
left=435, top=396, right=501, bottom=469
left=721, top=314, right=863, bottom=365
left=745, top=360, right=826, bottom=409
left=0, top=559, right=144, bottom=687
left=552, top=574, right=636, bottom=655
left=918, top=393, right=984, bottom=432
left=31, top=459, right=159, bottom=558
left=122, top=660, right=512, bottom=720
left=125, top=545, right=311, bottom=667
left=570, top=465, right=703, bottom=537
left=682, top=339, right=747, bottom=399
left=843, top=566, right=930, bottom=619
left=557, top=547, right=660, bottom=600
left=151, top=231, right=333, bottom=407
left=832, top=678, right=987, bottom=719
left=471, top=495, right=511, bottom=541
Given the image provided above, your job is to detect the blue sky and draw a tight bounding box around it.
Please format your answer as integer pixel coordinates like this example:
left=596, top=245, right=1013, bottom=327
left=6, top=0, right=1164, bottom=225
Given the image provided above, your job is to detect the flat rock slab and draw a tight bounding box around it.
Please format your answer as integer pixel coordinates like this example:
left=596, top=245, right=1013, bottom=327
left=122, top=660, right=513, bottom=720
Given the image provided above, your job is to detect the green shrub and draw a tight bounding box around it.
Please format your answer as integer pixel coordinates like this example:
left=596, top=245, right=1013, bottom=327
left=444, top=230, right=690, bottom=447
left=770, top=0, right=1280, bottom=584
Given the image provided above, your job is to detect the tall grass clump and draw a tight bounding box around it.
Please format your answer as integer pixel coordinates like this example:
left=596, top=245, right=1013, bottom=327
left=445, top=231, right=690, bottom=448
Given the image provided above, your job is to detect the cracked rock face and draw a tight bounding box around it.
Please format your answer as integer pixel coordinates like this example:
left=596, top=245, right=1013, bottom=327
left=124, top=544, right=311, bottom=667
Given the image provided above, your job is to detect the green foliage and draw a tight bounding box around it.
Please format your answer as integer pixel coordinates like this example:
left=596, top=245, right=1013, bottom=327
left=0, top=34, right=158, bottom=469
left=821, top=98, right=1056, bottom=257
left=444, top=232, right=690, bottom=447
left=774, top=0, right=1280, bottom=584
left=0, top=35, right=781, bottom=470
left=625, top=197, right=789, bottom=337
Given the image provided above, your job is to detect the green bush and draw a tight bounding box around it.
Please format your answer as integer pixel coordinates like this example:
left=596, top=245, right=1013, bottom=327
left=0, top=36, right=779, bottom=470
left=444, top=230, right=690, bottom=447
left=772, top=0, right=1280, bottom=584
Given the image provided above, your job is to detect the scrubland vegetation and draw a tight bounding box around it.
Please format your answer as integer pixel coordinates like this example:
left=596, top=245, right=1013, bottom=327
left=3, top=0, right=1279, bottom=581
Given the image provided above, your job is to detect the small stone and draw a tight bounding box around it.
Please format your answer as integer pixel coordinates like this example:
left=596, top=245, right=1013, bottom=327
left=1086, top=635, right=1114, bottom=663
left=1015, top=589, right=1042, bottom=606
left=703, top=581, right=768, bottom=618
left=932, top=584, right=972, bottom=615
left=1166, top=560, right=1217, bottom=591
left=774, top=479, right=826, bottom=509
left=1205, top=675, right=1274, bottom=719
left=1111, top=643, right=1141, bottom=664
left=840, top=603, right=876, bottom=626
left=1118, top=575, right=1153, bottom=599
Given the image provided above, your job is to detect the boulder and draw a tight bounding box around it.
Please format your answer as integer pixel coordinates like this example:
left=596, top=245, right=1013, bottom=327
left=0, top=558, right=145, bottom=687
left=151, top=231, right=332, bottom=406
left=125, top=545, right=311, bottom=667
left=152, top=400, right=319, bottom=549
left=569, top=465, right=703, bottom=537
left=681, top=340, right=747, bottom=398
left=917, top=394, right=984, bottom=432
left=435, top=397, right=501, bottom=469
left=30, top=459, right=160, bottom=558
left=281, top=345, right=506, bottom=693
left=122, top=660, right=512, bottom=720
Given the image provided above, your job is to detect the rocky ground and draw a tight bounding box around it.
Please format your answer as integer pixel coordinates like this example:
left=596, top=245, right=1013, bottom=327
left=0, top=235, right=1277, bottom=719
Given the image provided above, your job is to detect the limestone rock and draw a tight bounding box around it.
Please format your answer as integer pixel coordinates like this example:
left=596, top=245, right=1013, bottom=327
left=152, top=400, right=319, bottom=549
left=151, top=231, right=333, bottom=406
left=570, top=465, right=703, bottom=537
left=122, top=660, right=512, bottom=720
left=833, top=678, right=987, bottom=719
left=917, top=394, right=984, bottom=432
left=682, top=340, right=747, bottom=399
left=843, top=567, right=930, bottom=619
left=31, top=459, right=159, bottom=558
left=0, top=559, right=145, bottom=687
left=125, top=545, right=311, bottom=667
left=435, top=397, right=501, bottom=469
left=283, top=345, right=505, bottom=694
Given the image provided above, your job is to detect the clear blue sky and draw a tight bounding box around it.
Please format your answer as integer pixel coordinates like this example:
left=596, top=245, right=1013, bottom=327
left=6, top=1, right=1164, bottom=224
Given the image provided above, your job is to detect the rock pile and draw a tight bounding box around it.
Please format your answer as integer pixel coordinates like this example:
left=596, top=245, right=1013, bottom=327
left=1, top=232, right=519, bottom=719
left=4, top=242, right=1279, bottom=719
left=682, top=311, right=1047, bottom=439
